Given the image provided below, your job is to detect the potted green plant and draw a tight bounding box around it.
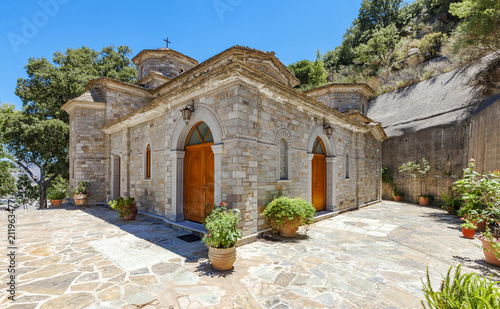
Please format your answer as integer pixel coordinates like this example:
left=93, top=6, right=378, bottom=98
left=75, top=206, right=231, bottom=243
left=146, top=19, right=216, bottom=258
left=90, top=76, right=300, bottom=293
left=46, top=176, right=68, bottom=207
left=262, top=196, right=316, bottom=237
left=399, top=158, right=432, bottom=205
left=454, top=159, right=500, bottom=266
left=202, top=202, right=242, bottom=271
left=72, top=180, right=91, bottom=206
left=460, top=218, right=477, bottom=239
left=392, top=187, right=404, bottom=202
left=108, top=197, right=137, bottom=220
left=437, top=187, right=461, bottom=214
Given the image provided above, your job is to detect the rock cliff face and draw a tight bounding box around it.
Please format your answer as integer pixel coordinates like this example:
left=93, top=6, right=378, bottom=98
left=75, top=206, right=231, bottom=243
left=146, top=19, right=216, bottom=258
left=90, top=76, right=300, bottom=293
left=367, top=58, right=500, bottom=202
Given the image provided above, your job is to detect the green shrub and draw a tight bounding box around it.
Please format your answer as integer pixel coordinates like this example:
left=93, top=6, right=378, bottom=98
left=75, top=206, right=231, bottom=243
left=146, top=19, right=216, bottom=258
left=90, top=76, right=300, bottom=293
left=46, top=176, right=68, bottom=200
left=263, top=196, right=316, bottom=230
left=202, top=202, right=242, bottom=249
left=421, top=265, right=500, bottom=309
left=108, top=196, right=135, bottom=217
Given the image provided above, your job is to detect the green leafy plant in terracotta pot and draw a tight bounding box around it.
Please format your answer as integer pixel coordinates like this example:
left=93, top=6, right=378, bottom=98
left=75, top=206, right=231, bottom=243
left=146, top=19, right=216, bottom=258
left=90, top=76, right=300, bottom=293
left=263, top=196, right=315, bottom=237
left=72, top=180, right=91, bottom=206
left=392, top=187, right=404, bottom=202
left=454, top=159, right=500, bottom=266
left=399, top=158, right=432, bottom=205
left=108, top=197, right=137, bottom=220
left=438, top=186, right=461, bottom=215
left=460, top=217, right=477, bottom=239
left=202, top=202, right=242, bottom=271
left=46, top=176, right=68, bottom=207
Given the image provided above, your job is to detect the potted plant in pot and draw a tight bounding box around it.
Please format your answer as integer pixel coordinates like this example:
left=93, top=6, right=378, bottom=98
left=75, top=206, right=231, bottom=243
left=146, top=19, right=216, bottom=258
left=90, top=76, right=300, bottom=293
left=399, top=158, right=432, bottom=206
left=454, top=159, right=500, bottom=266
left=438, top=187, right=461, bottom=215
left=108, top=197, right=137, bottom=220
left=460, top=218, right=477, bottom=239
left=46, top=176, right=68, bottom=207
left=262, top=196, right=316, bottom=237
left=392, top=187, right=404, bottom=202
left=202, top=202, right=242, bottom=271
left=72, top=180, right=90, bottom=206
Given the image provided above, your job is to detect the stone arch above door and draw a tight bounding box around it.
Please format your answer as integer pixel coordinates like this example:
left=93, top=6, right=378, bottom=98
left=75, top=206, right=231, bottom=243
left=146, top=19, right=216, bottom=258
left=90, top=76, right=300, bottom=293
left=170, top=104, right=224, bottom=151
left=306, top=124, right=335, bottom=156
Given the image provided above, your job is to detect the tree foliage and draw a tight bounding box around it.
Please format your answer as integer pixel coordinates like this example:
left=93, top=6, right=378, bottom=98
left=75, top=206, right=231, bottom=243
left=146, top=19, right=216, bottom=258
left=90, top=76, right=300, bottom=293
left=355, top=24, right=399, bottom=66
left=449, top=0, right=500, bottom=53
left=15, top=45, right=137, bottom=122
left=0, top=158, right=16, bottom=197
left=0, top=104, right=68, bottom=208
left=2, top=45, right=136, bottom=208
left=288, top=50, right=327, bottom=89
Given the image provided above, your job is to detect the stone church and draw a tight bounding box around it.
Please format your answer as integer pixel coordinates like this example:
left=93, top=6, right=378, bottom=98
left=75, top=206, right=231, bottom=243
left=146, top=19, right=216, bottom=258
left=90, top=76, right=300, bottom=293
left=62, top=46, right=387, bottom=242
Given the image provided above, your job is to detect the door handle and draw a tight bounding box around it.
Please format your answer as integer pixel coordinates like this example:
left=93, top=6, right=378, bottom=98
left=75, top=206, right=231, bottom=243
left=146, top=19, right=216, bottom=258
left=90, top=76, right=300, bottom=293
left=203, top=185, right=207, bottom=192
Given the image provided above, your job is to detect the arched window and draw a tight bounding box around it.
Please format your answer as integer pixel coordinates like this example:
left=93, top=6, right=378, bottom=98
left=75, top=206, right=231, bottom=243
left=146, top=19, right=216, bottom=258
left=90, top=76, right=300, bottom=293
left=145, top=144, right=151, bottom=179
left=279, top=138, right=288, bottom=180
left=312, top=137, right=325, bottom=155
left=345, top=153, right=350, bottom=179
left=186, top=122, right=213, bottom=146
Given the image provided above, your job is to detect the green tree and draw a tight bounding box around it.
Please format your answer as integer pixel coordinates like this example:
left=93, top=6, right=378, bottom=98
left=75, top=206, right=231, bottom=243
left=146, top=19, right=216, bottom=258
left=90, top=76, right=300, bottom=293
left=354, top=0, right=405, bottom=45
left=288, top=60, right=313, bottom=85
left=355, top=24, right=399, bottom=66
left=15, top=174, right=39, bottom=206
left=0, top=158, right=16, bottom=197
left=15, top=45, right=137, bottom=122
left=309, top=50, right=328, bottom=87
left=0, top=104, right=68, bottom=208
left=449, top=0, right=500, bottom=53
left=2, top=45, right=136, bottom=208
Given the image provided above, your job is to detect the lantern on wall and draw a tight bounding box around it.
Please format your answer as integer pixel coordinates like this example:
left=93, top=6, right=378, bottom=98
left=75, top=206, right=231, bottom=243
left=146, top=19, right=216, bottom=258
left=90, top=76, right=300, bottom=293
left=180, top=101, right=194, bottom=124
left=323, top=121, right=333, bottom=137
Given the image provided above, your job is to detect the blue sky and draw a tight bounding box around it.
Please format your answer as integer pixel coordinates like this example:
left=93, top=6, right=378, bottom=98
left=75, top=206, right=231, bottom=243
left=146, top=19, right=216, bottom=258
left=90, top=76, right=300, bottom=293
left=1, top=0, right=366, bottom=110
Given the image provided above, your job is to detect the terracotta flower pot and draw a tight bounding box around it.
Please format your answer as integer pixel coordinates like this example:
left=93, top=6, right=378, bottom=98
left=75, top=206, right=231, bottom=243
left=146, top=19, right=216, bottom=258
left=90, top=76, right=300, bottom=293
left=419, top=196, right=431, bottom=206
left=50, top=199, right=63, bottom=207
left=393, top=195, right=402, bottom=202
left=461, top=228, right=476, bottom=239
left=208, top=246, right=236, bottom=271
left=278, top=217, right=302, bottom=237
left=478, top=236, right=500, bottom=267
left=73, top=194, right=87, bottom=206
left=123, top=203, right=138, bottom=221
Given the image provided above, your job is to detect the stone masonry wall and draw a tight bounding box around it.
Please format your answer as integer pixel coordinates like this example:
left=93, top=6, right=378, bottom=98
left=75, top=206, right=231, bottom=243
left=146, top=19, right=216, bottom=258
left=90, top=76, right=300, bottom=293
left=314, top=92, right=367, bottom=113
left=138, top=58, right=195, bottom=80
left=105, top=91, right=150, bottom=123
left=70, top=108, right=107, bottom=204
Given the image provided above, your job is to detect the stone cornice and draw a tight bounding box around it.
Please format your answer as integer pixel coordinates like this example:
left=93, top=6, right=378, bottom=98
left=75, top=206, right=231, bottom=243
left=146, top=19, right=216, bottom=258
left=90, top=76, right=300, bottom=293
left=61, top=100, right=106, bottom=115
left=132, top=48, right=199, bottom=67
left=84, top=77, right=153, bottom=99
left=100, top=61, right=375, bottom=136
left=136, top=71, right=171, bottom=86
left=303, top=83, right=375, bottom=99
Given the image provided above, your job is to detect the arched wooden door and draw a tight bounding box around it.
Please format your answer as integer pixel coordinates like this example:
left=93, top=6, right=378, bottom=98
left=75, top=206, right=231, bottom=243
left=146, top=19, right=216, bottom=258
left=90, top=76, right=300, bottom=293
left=312, top=137, right=326, bottom=211
left=184, top=122, right=214, bottom=222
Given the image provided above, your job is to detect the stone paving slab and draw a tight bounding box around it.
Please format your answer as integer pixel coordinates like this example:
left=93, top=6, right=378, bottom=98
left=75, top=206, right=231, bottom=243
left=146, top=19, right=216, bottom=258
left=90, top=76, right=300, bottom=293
left=1, top=201, right=499, bottom=308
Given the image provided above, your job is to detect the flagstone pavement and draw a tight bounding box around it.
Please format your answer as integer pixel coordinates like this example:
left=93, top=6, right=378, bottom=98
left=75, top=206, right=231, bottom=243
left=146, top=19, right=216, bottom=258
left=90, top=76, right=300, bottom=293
left=1, top=201, right=499, bottom=309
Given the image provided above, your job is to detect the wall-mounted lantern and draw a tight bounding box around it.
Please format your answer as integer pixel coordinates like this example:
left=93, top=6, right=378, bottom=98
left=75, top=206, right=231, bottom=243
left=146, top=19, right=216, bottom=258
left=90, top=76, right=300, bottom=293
left=323, top=121, right=333, bottom=137
left=180, top=101, right=194, bottom=124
